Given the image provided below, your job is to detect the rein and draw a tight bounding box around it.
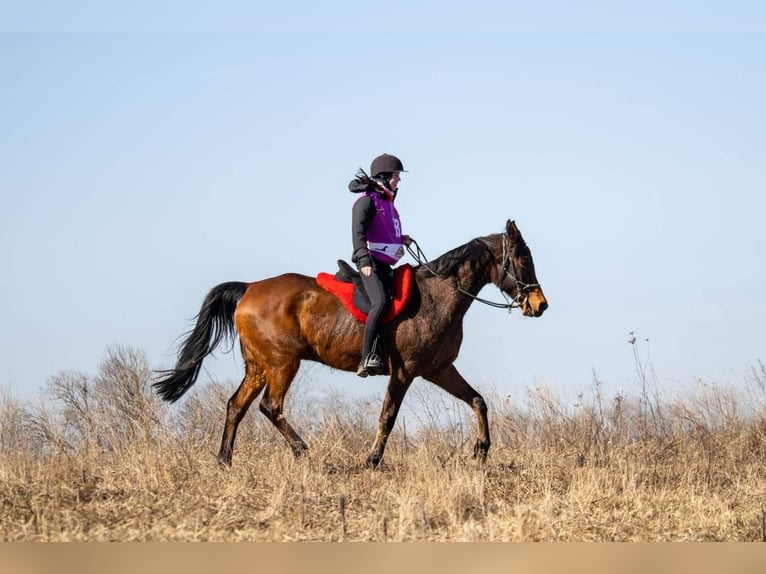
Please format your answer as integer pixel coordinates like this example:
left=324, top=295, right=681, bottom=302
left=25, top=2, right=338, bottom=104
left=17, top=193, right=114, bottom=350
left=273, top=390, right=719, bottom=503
left=406, top=235, right=538, bottom=313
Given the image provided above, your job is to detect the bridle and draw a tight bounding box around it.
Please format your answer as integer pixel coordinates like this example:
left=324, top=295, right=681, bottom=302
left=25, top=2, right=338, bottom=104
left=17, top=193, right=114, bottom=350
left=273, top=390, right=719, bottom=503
left=407, top=233, right=539, bottom=313
left=489, top=233, right=540, bottom=310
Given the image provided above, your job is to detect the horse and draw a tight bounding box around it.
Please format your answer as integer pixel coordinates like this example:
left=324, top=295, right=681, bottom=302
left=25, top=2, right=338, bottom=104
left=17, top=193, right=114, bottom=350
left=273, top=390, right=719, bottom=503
left=154, top=219, right=548, bottom=468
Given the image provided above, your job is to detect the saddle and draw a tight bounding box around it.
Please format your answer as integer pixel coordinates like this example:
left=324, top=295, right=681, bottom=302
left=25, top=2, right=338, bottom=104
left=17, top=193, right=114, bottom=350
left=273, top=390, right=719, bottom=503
left=316, top=261, right=412, bottom=324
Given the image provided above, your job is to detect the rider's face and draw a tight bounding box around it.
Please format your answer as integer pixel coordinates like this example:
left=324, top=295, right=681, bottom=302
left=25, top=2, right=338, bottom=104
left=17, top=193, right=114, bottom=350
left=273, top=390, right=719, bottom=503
left=389, top=171, right=401, bottom=191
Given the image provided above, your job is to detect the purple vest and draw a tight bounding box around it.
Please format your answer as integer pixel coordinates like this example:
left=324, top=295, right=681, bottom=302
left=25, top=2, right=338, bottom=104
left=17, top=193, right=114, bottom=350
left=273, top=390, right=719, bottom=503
left=361, top=191, right=404, bottom=265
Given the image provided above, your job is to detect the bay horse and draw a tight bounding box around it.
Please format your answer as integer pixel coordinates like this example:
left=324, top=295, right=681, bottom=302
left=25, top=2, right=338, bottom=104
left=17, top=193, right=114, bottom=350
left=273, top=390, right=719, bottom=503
left=154, top=219, right=547, bottom=467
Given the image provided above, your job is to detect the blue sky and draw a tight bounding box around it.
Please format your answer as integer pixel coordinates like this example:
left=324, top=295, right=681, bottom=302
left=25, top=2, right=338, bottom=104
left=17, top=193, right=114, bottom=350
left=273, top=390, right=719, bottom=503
left=1, top=6, right=764, bottom=404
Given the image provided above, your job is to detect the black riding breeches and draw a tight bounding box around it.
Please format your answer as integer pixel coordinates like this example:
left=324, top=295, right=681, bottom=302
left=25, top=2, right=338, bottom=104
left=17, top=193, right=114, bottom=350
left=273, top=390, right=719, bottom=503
left=359, top=262, right=392, bottom=358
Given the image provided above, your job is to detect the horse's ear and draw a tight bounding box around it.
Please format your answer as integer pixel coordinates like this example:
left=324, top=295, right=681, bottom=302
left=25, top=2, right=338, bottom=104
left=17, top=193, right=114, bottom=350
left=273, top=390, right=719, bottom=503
left=506, top=219, right=519, bottom=238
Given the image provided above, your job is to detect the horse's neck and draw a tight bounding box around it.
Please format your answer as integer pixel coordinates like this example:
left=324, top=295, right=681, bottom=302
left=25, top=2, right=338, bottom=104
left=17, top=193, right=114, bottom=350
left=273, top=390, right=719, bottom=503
left=456, top=259, right=493, bottom=297
left=420, top=259, right=492, bottom=321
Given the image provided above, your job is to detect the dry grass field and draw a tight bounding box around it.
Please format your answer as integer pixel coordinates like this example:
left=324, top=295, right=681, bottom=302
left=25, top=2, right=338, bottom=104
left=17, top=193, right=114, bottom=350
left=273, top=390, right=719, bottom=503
left=2, top=345, right=766, bottom=541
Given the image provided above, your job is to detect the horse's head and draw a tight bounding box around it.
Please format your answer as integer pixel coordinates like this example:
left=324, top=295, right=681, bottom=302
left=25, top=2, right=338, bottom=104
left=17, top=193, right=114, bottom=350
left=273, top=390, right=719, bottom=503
left=489, top=219, right=548, bottom=317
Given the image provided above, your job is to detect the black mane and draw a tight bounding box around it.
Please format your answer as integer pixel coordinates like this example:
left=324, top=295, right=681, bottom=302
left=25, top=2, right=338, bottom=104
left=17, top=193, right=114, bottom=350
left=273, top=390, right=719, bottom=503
left=416, top=237, right=494, bottom=277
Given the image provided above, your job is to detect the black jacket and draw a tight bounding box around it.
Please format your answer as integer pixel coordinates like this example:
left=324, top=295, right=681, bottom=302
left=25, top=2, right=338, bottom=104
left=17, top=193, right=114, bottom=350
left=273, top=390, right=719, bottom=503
left=349, top=179, right=396, bottom=271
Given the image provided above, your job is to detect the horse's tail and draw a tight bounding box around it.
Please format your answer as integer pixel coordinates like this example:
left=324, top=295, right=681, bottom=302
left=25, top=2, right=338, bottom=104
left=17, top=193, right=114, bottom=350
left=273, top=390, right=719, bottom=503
left=153, top=281, right=249, bottom=403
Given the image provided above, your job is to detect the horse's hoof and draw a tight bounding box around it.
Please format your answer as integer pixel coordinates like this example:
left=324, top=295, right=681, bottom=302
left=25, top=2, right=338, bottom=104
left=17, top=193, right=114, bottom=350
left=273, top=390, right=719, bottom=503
left=365, top=454, right=382, bottom=469
left=472, top=440, right=489, bottom=463
left=291, top=442, right=309, bottom=458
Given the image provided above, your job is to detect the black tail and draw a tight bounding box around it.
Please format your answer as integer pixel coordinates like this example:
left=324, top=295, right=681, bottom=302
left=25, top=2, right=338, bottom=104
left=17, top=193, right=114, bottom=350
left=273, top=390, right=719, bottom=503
left=153, top=281, right=249, bottom=403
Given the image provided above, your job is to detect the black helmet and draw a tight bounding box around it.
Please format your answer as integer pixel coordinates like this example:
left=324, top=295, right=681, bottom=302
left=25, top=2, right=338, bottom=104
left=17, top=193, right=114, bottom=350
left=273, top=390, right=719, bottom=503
left=370, top=153, right=406, bottom=177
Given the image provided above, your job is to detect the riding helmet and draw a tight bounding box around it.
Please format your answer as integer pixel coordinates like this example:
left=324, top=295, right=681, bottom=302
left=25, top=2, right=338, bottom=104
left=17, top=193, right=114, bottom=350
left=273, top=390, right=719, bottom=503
left=370, top=153, right=406, bottom=177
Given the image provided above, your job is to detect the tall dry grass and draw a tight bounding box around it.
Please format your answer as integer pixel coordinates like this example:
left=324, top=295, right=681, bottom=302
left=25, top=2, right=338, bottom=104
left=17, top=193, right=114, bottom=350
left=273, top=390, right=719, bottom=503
left=1, top=346, right=766, bottom=541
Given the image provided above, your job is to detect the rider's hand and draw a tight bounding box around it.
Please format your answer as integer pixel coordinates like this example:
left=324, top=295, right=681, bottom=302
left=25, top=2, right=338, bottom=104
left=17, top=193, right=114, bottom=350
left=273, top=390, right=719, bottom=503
left=361, top=266, right=372, bottom=277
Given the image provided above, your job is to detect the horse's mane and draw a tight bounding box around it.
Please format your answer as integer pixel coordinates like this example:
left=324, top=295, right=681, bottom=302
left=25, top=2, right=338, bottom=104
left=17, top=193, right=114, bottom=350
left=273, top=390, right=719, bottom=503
left=417, top=237, right=494, bottom=277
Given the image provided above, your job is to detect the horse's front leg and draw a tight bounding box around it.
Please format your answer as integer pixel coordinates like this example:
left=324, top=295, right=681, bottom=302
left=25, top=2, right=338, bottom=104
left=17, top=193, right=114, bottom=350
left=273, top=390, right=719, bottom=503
left=366, top=373, right=412, bottom=468
left=422, top=363, right=490, bottom=462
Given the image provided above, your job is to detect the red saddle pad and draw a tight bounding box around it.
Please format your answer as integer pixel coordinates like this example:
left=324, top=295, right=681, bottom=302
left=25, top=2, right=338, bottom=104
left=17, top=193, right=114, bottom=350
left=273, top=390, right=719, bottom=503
left=316, top=264, right=413, bottom=324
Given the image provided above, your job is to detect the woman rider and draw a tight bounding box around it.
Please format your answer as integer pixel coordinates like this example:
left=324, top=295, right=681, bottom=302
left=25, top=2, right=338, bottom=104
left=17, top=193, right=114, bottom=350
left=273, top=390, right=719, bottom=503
left=349, top=153, right=411, bottom=377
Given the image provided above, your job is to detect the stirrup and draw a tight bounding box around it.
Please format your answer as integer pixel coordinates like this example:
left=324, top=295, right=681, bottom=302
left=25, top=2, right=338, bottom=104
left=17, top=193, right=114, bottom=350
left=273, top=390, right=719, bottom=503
left=363, top=352, right=387, bottom=376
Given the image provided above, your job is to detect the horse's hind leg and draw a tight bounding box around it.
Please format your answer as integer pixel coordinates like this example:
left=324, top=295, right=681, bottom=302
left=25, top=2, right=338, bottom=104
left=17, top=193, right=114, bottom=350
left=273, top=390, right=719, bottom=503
left=422, top=364, right=490, bottom=462
left=258, top=360, right=308, bottom=458
left=218, top=362, right=268, bottom=466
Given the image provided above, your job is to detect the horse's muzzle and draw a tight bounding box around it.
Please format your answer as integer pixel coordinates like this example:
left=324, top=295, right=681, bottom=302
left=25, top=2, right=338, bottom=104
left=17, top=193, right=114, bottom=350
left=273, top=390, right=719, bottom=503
left=523, top=291, right=548, bottom=317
